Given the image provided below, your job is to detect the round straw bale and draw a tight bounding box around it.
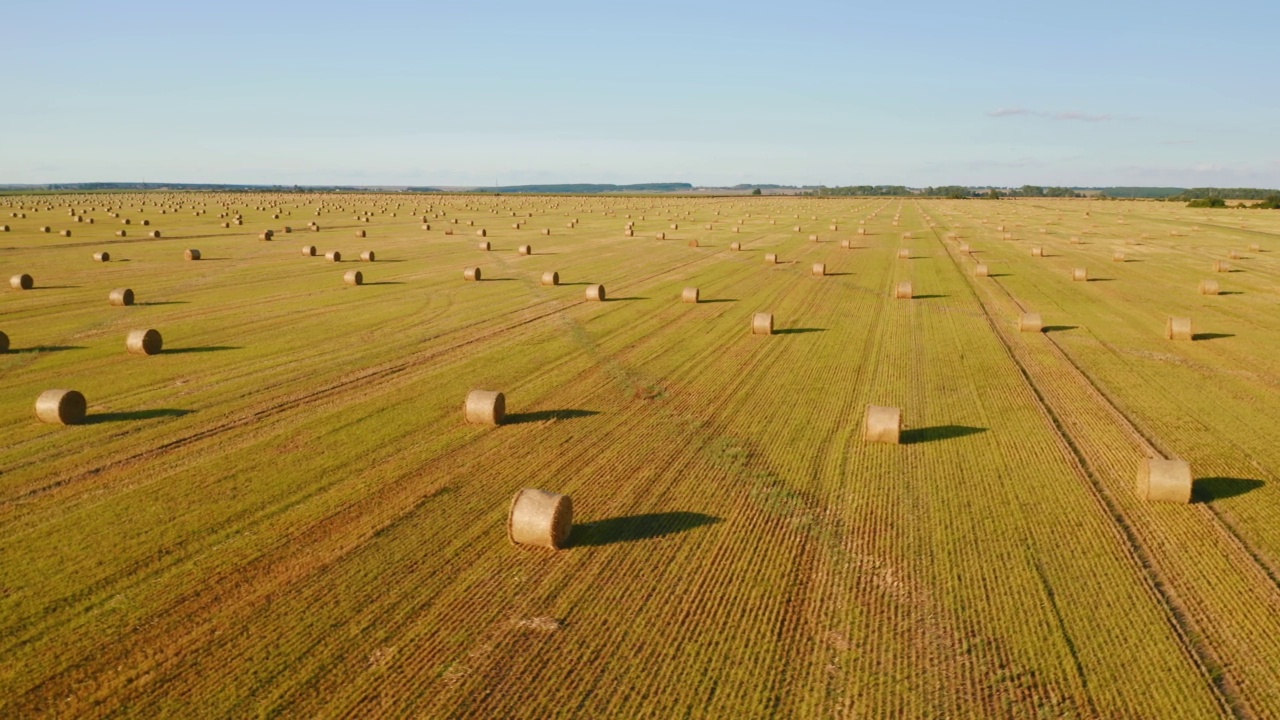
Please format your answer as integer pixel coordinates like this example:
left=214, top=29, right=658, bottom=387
left=478, top=240, right=491, bottom=250
left=1199, top=279, right=1220, bottom=295
left=897, top=249, right=910, bottom=260
left=463, top=266, right=482, bottom=281
left=958, top=243, right=971, bottom=253
left=585, top=284, right=606, bottom=301
left=355, top=230, right=366, bottom=238
left=681, top=287, right=699, bottom=303
left=1136, top=458, right=1192, bottom=503
left=519, top=244, right=532, bottom=255
left=656, top=232, right=666, bottom=240
left=148, top=230, right=161, bottom=238
left=671, top=223, right=679, bottom=230
left=863, top=405, right=902, bottom=444
left=508, top=488, right=572, bottom=549
left=141, top=219, right=150, bottom=226
left=1213, top=260, right=1230, bottom=273
left=94, top=251, right=110, bottom=262
left=857, top=227, right=866, bottom=235
left=751, top=312, right=773, bottom=335
left=840, top=239, right=852, bottom=249
left=360, top=251, right=375, bottom=262
left=122, top=219, right=130, bottom=225
left=705, top=223, right=713, bottom=230
left=0, top=225, right=7, bottom=232
left=1228, top=250, right=1241, bottom=260
left=311, top=224, right=320, bottom=231
left=464, top=389, right=505, bottom=425
left=688, top=239, right=699, bottom=248
left=10, top=273, right=33, bottom=290
left=343, top=270, right=363, bottom=286
left=422, top=223, right=431, bottom=230
left=624, top=229, right=634, bottom=237
left=764, top=253, right=777, bottom=264
left=282, top=226, right=291, bottom=233
left=259, top=231, right=273, bottom=241
left=326, top=251, right=341, bottom=262
left=1166, top=316, right=1193, bottom=341
left=477, top=228, right=487, bottom=237
left=1248, top=243, right=1261, bottom=252
left=0, top=330, right=7, bottom=353
left=895, top=281, right=913, bottom=299
left=1113, top=251, right=1126, bottom=262
left=1072, top=268, right=1088, bottom=281
left=108, top=288, right=134, bottom=306
left=542, top=228, right=551, bottom=235
left=302, top=245, right=316, bottom=256
left=541, top=271, right=559, bottom=286
left=1031, top=246, right=1044, bottom=257
left=35, top=389, right=86, bottom=425
left=830, top=224, right=838, bottom=231
left=974, top=263, right=989, bottom=277
left=126, top=328, right=162, bottom=355
left=808, top=234, right=819, bottom=242
left=60, top=229, right=71, bottom=237
left=117, top=230, right=128, bottom=237
left=185, top=248, right=202, bottom=261
left=1019, top=312, right=1043, bottom=332
left=812, top=262, right=826, bottom=276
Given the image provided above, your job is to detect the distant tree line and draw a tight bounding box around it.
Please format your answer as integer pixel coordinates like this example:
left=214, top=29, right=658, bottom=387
left=1169, top=188, right=1280, bottom=201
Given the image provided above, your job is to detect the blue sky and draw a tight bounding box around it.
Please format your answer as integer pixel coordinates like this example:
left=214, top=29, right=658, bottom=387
left=3, top=0, right=1276, bottom=187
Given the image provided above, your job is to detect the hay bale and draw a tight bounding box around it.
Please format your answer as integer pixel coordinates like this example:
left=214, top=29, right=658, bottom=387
left=260, top=230, right=274, bottom=241
left=624, top=229, right=634, bottom=237
left=508, top=488, right=573, bottom=550
left=94, top=251, right=110, bottom=262
left=688, top=238, right=699, bottom=248
left=656, top=232, right=666, bottom=240
left=808, top=234, right=819, bottom=242
left=541, top=271, right=560, bottom=286
left=185, top=249, right=201, bottom=261
left=355, top=229, right=367, bottom=238
left=1019, top=313, right=1043, bottom=332
left=1031, top=246, right=1044, bottom=257
left=857, top=227, right=866, bottom=235
left=1166, top=316, right=1193, bottom=341
left=311, top=224, right=320, bottom=232
left=1213, top=260, right=1230, bottom=273
left=897, top=249, right=910, bottom=260
left=302, top=245, right=316, bottom=256
left=863, top=405, right=902, bottom=444
left=830, top=224, right=838, bottom=231
left=1113, top=251, right=1126, bottom=262
left=542, top=228, right=551, bottom=235
left=117, top=229, right=128, bottom=237
left=126, top=328, right=162, bottom=355
left=585, top=284, right=606, bottom=301
left=343, top=270, right=363, bottom=286
left=479, top=241, right=491, bottom=250
left=422, top=223, right=431, bottom=230
left=0, top=330, right=7, bottom=353
left=463, top=266, right=482, bottom=281
left=1199, top=279, right=1220, bottom=295
left=360, top=251, right=375, bottom=262
left=764, top=253, right=777, bottom=264
left=35, top=389, right=87, bottom=425
left=1136, top=458, right=1192, bottom=503
left=958, top=243, right=971, bottom=253
left=1228, top=250, right=1241, bottom=260
left=730, top=241, right=741, bottom=251
left=681, top=287, right=699, bottom=303
left=60, top=229, right=71, bottom=237
left=0, top=225, right=7, bottom=232
left=671, top=223, right=679, bottom=230
left=1248, top=243, right=1261, bottom=252
left=974, top=263, right=989, bottom=277
left=519, top=244, right=532, bottom=255
left=840, top=239, right=852, bottom=249
left=1072, top=268, right=1088, bottom=281
left=109, top=288, right=134, bottom=306
left=812, top=263, right=826, bottom=276
left=326, top=251, right=341, bottom=262
left=751, top=312, right=773, bottom=335
left=464, top=389, right=505, bottom=425
left=895, top=281, right=913, bottom=299
left=10, top=273, right=33, bottom=290
left=477, top=228, right=487, bottom=237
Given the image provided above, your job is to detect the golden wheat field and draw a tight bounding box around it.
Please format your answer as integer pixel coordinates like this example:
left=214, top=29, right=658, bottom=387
left=1, top=192, right=1278, bottom=718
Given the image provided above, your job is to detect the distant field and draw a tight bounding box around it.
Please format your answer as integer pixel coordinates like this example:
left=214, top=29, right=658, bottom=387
left=1, top=193, right=1278, bottom=718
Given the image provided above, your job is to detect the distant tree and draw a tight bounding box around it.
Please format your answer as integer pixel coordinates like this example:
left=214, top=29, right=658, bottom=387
left=751, top=187, right=762, bottom=195
left=1187, top=197, right=1227, bottom=208
left=1019, top=185, right=1046, bottom=197
left=1251, top=194, right=1280, bottom=209
left=986, top=189, right=1001, bottom=200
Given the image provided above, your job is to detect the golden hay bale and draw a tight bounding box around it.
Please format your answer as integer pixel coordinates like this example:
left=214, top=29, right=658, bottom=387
left=996, top=225, right=1005, bottom=231
left=1003, top=232, right=1014, bottom=240
left=259, top=231, right=273, bottom=241
left=688, top=239, right=699, bottom=248
left=360, top=251, right=375, bottom=262
left=812, top=263, right=826, bottom=276
left=839, top=239, right=852, bottom=249
left=863, top=405, right=902, bottom=444
left=830, top=224, right=838, bottom=231
left=1113, top=251, right=1126, bottom=262
left=656, top=232, right=666, bottom=240
left=515, top=244, right=532, bottom=256
left=355, top=230, right=366, bottom=238
left=326, top=251, right=341, bottom=262
left=477, top=228, right=487, bottom=237
left=857, top=227, right=866, bottom=235
left=1228, top=250, right=1240, bottom=260
left=479, top=240, right=491, bottom=250
left=184, top=248, right=202, bottom=261
left=808, top=234, right=819, bottom=242
left=464, top=389, right=505, bottom=425
left=1031, top=246, right=1044, bottom=257
left=1019, top=313, right=1043, bottom=332
left=585, top=284, right=606, bottom=301
left=35, top=389, right=87, bottom=425
left=122, top=219, right=131, bottom=225
left=117, top=229, right=128, bottom=237
left=764, top=253, right=777, bottom=264
left=895, top=281, right=913, bottom=299
left=1199, top=279, right=1220, bottom=295
left=541, top=271, right=559, bottom=286
left=0, top=225, right=7, bottom=232
left=1072, top=268, right=1088, bottom=281
left=542, top=228, right=551, bottom=235
left=422, top=223, right=432, bottom=230
left=311, top=224, right=320, bottom=232
left=1136, top=458, right=1192, bottom=503
left=705, top=223, right=713, bottom=230
left=94, top=251, right=110, bottom=262
left=671, top=223, right=679, bottom=230
left=681, top=287, right=699, bottom=303
left=220, top=222, right=229, bottom=229
left=1248, top=243, right=1261, bottom=252
left=108, top=288, right=134, bottom=306
left=302, top=245, right=316, bottom=256
left=11, top=273, right=34, bottom=290
left=282, top=226, right=292, bottom=233
left=1166, top=316, right=1193, bottom=341
left=751, top=312, right=773, bottom=335
left=464, top=266, right=482, bottom=281
left=141, top=219, right=151, bottom=226
left=149, top=230, right=160, bottom=238
left=730, top=241, right=741, bottom=251
left=901, top=231, right=912, bottom=239
left=59, top=229, right=71, bottom=237
left=343, top=270, right=363, bottom=286
left=897, top=249, right=910, bottom=260
left=126, top=328, right=162, bottom=355
left=508, top=488, right=573, bottom=550
left=793, top=225, right=802, bottom=232
left=1213, top=260, right=1230, bottom=273
left=958, top=243, right=971, bottom=253
left=0, top=330, right=8, bottom=353
left=974, top=263, right=989, bottom=277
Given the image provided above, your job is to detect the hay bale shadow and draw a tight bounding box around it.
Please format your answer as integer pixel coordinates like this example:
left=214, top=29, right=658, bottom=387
left=86, top=408, right=192, bottom=424
left=136, top=301, right=189, bottom=306
left=774, top=327, right=825, bottom=335
left=901, top=425, right=987, bottom=445
left=912, top=294, right=948, bottom=300
left=163, top=346, right=241, bottom=354
left=608, top=296, right=647, bottom=301
left=362, top=281, right=405, bottom=286
left=1194, top=477, right=1264, bottom=502
left=10, top=345, right=84, bottom=353
left=571, top=512, right=721, bottom=547
left=699, top=298, right=736, bottom=303
left=1043, top=325, right=1078, bottom=333
left=1192, top=333, right=1233, bottom=341
left=1087, top=278, right=1114, bottom=282
left=504, top=409, right=599, bottom=424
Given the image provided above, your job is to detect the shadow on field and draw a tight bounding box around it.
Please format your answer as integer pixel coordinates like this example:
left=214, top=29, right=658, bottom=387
left=86, top=408, right=193, bottom=424
left=987, top=273, right=1012, bottom=278
left=571, top=512, right=721, bottom=547
left=608, top=296, right=647, bottom=302
left=1087, top=278, right=1114, bottom=282
left=912, top=294, right=948, bottom=300
left=10, top=345, right=84, bottom=353
left=482, top=277, right=517, bottom=282
left=698, top=298, right=737, bottom=303
left=362, top=281, right=405, bottom=286
left=505, top=409, right=599, bottom=424
left=1042, top=325, right=1078, bottom=333
left=1194, top=477, right=1264, bottom=502
left=136, top=301, right=189, bottom=306
left=1192, top=333, right=1234, bottom=341
left=901, top=425, right=987, bottom=444
left=35, top=285, right=81, bottom=290
left=775, top=327, right=825, bottom=335
left=163, top=346, right=242, bottom=354
left=824, top=272, right=852, bottom=277
left=1217, top=290, right=1244, bottom=295
left=559, top=282, right=592, bottom=286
